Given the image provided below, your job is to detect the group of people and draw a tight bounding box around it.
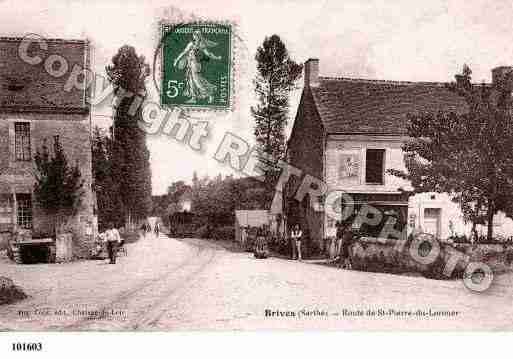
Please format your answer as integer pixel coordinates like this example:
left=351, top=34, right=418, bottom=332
left=96, top=220, right=164, bottom=265
left=140, top=222, right=160, bottom=237
left=240, top=221, right=354, bottom=267
left=290, top=222, right=353, bottom=268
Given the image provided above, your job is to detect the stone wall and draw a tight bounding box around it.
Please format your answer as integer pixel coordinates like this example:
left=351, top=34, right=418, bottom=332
left=0, top=113, right=96, bottom=258
left=350, top=236, right=513, bottom=278
left=350, top=237, right=467, bottom=278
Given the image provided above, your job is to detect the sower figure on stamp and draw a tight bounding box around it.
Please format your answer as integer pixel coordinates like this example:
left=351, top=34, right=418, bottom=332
left=173, top=30, right=222, bottom=104
left=104, top=222, right=122, bottom=264
left=290, top=224, right=303, bottom=261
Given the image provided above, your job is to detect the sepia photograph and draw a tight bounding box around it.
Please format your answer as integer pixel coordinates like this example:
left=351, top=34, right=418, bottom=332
left=0, top=1, right=513, bottom=354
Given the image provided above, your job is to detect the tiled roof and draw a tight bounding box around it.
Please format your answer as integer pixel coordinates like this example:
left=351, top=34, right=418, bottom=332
left=310, top=77, right=469, bottom=134
left=0, top=37, right=89, bottom=112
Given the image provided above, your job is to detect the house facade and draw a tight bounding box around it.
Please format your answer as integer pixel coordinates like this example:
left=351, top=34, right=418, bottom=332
left=0, top=37, right=96, bottom=257
left=285, top=59, right=513, bottom=250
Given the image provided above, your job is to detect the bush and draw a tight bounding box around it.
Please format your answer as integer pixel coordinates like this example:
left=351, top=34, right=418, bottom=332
left=269, top=235, right=290, bottom=256
left=211, top=226, right=235, bottom=241
left=506, top=250, right=513, bottom=265
left=306, top=239, right=323, bottom=258
left=449, top=234, right=513, bottom=245
left=194, top=225, right=210, bottom=239
left=0, top=279, right=27, bottom=305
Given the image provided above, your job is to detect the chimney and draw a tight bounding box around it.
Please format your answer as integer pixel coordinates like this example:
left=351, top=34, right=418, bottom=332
left=304, top=58, right=319, bottom=87
left=492, top=66, right=513, bottom=88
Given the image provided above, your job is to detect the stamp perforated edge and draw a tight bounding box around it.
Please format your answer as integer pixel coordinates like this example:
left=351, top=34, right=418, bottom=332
left=157, top=19, right=240, bottom=114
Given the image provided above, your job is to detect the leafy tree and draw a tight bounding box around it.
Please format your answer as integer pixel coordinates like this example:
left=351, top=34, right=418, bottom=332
left=92, top=127, right=123, bottom=230
left=167, top=181, right=191, bottom=204
left=191, top=174, right=270, bottom=228
left=192, top=171, right=199, bottom=189
left=34, top=136, right=84, bottom=234
left=165, top=202, right=182, bottom=218
left=251, top=35, right=302, bottom=188
left=106, top=45, right=152, bottom=227
left=390, top=65, right=513, bottom=241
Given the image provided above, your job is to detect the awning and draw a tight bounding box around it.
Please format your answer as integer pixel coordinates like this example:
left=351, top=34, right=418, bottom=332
left=342, top=192, right=410, bottom=206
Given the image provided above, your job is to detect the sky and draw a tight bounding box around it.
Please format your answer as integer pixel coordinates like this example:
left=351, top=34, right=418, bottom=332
left=2, top=0, right=513, bottom=194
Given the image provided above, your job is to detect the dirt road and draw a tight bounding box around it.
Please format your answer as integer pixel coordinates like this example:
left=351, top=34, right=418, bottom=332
left=1, top=234, right=513, bottom=330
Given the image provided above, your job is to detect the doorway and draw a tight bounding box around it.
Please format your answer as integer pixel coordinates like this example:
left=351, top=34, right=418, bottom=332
left=423, top=208, right=441, bottom=239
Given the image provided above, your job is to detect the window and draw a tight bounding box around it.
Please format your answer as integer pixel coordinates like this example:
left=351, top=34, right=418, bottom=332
left=16, top=194, right=32, bottom=229
left=15, top=122, right=31, bottom=161
left=365, top=149, right=385, bottom=184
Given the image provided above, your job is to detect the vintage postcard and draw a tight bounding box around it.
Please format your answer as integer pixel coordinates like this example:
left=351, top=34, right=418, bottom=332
left=1, top=1, right=513, bottom=349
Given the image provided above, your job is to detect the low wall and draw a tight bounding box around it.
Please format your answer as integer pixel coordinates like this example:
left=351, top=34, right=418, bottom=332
left=449, top=242, right=513, bottom=274
left=450, top=242, right=513, bottom=257
left=56, top=233, right=73, bottom=263
left=350, top=236, right=474, bottom=279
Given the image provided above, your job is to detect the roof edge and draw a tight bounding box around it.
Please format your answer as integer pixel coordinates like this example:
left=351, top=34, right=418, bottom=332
left=326, top=131, right=407, bottom=135
left=318, top=76, right=492, bottom=87
left=0, top=36, right=88, bottom=44
left=0, top=106, right=90, bottom=115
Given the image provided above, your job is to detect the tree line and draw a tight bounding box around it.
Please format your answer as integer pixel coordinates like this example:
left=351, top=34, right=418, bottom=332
left=152, top=173, right=271, bottom=230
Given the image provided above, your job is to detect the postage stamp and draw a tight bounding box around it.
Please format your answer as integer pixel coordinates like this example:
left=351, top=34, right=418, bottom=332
left=161, top=23, right=232, bottom=109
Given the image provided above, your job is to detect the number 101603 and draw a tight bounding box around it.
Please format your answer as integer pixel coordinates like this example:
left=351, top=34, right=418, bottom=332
left=12, top=343, right=42, bottom=351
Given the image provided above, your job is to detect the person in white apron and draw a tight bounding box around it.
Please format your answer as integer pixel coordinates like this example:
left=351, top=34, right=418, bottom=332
left=290, top=224, right=303, bottom=260
left=104, top=222, right=122, bottom=264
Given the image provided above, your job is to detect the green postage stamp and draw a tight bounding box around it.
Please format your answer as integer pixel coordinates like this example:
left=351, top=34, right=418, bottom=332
left=161, top=23, right=232, bottom=109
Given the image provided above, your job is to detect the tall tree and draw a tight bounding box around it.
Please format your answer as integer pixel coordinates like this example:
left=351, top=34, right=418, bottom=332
left=92, top=127, right=123, bottom=229
left=106, top=45, right=152, bottom=227
left=251, top=35, right=302, bottom=189
left=34, top=136, right=84, bottom=234
left=390, top=65, right=513, bottom=241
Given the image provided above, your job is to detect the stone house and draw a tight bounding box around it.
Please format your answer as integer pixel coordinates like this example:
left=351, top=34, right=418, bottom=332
left=0, top=37, right=96, bottom=257
left=284, top=59, right=513, bottom=251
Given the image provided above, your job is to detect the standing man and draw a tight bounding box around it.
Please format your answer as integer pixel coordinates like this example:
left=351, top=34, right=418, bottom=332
left=104, top=222, right=122, bottom=264
left=154, top=222, right=160, bottom=238
left=290, top=224, right=303, bottom=261
left=241, top=226, right=248, bottom=250
left=335, top=221, right=345, bottom=259
left=339, top=225, right=353, bottom=269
